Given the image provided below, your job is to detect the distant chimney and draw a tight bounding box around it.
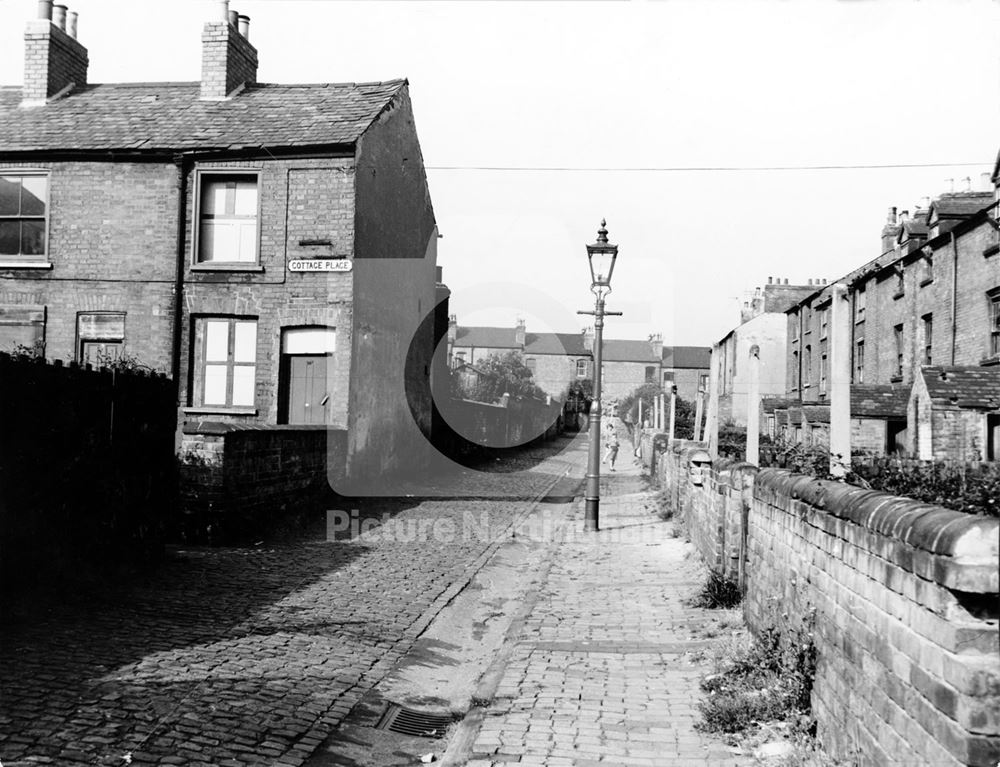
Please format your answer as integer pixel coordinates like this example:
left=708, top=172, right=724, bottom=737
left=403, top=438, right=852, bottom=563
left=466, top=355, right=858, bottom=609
left=784, top=278, right=789, bottom=285
left=963, top=176, right=972, bottom=192
left=582, top=326, right=595, bottom=353
left=881, top=206, right=900, bottom=253
left=447, top=314, right=458, bottom=344
left=515, top=318, right=526, bottom=347
left=201, top=1, right=258, bottom=100
left=981, top=172, right=992, bottom=192
left=648, top=333, right=663, bottom=359
left=238, top=14, right=250, bottom=40
left=22, top=2, right=88, bottom=105
left=918, top=196, right=930, bottom=210
left=767, top=276, right=773, bottom=284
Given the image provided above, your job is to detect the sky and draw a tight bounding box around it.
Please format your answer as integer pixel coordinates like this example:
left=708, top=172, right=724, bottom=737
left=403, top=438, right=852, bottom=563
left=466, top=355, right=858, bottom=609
left=1, top=0, right=998, bottom=346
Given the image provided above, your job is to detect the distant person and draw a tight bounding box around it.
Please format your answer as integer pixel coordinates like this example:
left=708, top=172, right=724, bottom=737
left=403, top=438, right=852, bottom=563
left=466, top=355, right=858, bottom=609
left=603, top=428, right=620, bottom=471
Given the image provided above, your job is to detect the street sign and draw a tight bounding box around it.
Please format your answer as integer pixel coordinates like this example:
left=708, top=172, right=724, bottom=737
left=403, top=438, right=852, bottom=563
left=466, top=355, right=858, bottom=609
left=289, top=259, right=352, bottom=273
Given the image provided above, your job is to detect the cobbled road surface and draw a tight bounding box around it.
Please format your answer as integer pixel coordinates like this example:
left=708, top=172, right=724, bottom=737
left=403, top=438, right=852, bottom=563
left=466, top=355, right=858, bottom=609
left=0, top=435, right=586, bottom=767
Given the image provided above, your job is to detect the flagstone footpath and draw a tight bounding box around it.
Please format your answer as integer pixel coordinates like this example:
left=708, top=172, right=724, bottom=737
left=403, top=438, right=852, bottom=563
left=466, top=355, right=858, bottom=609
left=453, top=425, right=755, bottom=767
left=0, top=437, right=585, bottom=767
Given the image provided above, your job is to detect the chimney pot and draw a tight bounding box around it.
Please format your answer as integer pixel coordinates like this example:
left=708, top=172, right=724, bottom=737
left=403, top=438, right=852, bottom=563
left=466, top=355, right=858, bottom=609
left=918, top=196, right=929, bottom=210
left=981, top=172, right=992, bottom=191
left=784, top=278, right=789, bottom=285
left=238, top=14, right=250, bottom=39
left=963, top=176, right=972, bottom=192
left=767, top=276, right=772, bottom=284
left=228, top=9, right=239, bottom=27
left=66, top=10, right=77, bottom=39
left=946, top=178, right=955, bottom=193
left=214, top=0, right=230, bottom=21
left=52, top=4, right=67, bottom=30
left=37, top=0, right=53, bottom=20
left=900, top=210, right=910, bottom=222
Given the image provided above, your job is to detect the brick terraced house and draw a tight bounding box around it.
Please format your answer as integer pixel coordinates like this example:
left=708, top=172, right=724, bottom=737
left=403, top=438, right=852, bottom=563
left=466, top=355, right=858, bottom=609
left=0, top=2, right=439, bottom=487
left=782, top=174, right=1000, bottom=459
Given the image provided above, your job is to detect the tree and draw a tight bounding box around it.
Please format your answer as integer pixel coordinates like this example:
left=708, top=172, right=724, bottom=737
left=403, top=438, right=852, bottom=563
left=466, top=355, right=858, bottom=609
left=459, top=352, right=547, bottom=404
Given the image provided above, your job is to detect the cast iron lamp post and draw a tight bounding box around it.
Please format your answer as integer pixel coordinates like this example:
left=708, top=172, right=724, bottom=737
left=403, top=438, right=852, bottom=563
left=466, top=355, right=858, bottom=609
left=578, top=219, right=622, bottom=532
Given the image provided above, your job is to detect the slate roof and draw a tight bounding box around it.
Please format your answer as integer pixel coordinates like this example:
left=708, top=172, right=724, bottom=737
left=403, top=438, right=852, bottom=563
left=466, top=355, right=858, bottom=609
left=524, top=333, right=590, bottom=356
left=662, top=346, right=710, bottom=369
left=453, top=326, right=520, bottom=349
left=930, top=192, right=994, bottom=220
left=802, top=405, right=831, bottom=424
left=851, top=384, right=910, bottom=418
left=920, top=366, right=1000, bottom=410
left=0, top=80, right=406, bottom=153
left=603, top=339, right=659, bottom=363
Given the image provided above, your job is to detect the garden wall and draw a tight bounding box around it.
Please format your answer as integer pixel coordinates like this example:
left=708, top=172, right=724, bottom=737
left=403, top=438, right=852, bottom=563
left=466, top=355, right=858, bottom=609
left=179, top=424, right=347, bottom=543
left=654, top=445, right=1000, bottom=766
left=0, top=354, right=176, bottom=587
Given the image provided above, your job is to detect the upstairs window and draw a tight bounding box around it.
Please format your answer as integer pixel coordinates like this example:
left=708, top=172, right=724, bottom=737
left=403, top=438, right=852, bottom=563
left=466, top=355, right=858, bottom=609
left=576, top=359, right=588, bottom=378
left=854, top=287, right=866, bottom=323
left=855, top=340, right=865, bottom=384
left=644, top=365, right=656, bottom=383
left=894, top=268, right=905, bottom=298
left=0, top=173, right=47, bottom=260
left=804, top=345, right=812, bottom=386
left=920, top=251, right=934, bottom=285
left=819, top=307, right=829, bottom=339
left=196, top=173, right=260, bottom=264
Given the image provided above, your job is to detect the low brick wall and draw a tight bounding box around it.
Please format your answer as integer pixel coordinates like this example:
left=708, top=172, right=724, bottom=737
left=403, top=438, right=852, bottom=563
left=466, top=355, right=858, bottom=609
left=653, top=450, right=1000, bottom=766
left=179, top=424, right=347, bottom=543
left=434, top=396, right=563, bottom=459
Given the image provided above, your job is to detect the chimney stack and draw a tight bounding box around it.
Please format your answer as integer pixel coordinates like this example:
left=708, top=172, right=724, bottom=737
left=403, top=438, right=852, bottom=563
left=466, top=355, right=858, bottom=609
left=881, top=206, right=900, bottom=253
left=22, top=2, right=88, bottom=105
left=981, top=172, right=992, bottom=192
left=515, top=318, right=526, bottom=347
left=201, top=0, right=258, bottom=100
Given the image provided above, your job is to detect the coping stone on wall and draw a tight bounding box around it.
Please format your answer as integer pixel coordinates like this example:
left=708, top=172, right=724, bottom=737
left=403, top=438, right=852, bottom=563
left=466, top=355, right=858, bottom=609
left=753, top=468, right=1000, bottom=593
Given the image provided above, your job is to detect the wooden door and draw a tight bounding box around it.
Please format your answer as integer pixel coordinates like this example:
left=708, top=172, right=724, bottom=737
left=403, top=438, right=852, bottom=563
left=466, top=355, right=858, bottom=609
left=285, top=355, right=329, bottom=424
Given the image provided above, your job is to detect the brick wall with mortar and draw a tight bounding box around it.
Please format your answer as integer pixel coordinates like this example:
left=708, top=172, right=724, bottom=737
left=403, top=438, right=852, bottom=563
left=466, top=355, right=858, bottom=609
left=0, top=160, right=179, bottom=371
left=178, top=425, right=346, bottom=542
left=178, top=156, right=356, bottom=435
left=526, top=353, right=587, bottom=400
left=22, top=21, right=88, bottom=102
left=653, top=450, right=1000, bottom=766
left=200, top=21, right=257, bottom=99
left=602, top=359, right=659, bottom=401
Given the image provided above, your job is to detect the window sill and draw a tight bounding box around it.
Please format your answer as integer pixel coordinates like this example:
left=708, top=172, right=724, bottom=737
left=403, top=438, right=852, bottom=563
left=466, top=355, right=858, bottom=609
left=984, top=244, right=999, bottom=258
left=855, top=318, right=865, bottom=325
left=890, top=375, right=903, bottom=383
left=0, top=260, right=53, bottom=270
left=980, top=356, right=1000, bottom=367
left=191, top=263, right=265, bottom=273
left=919, top=278, right=933, bottom=288
left=183, top=406, right=258, bottom=416
left=893, top=292, right=905, bottom=301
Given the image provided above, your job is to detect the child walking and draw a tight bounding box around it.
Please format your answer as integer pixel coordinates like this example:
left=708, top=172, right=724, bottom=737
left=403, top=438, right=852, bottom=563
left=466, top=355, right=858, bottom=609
left=603, top=427, right=620, bottom=471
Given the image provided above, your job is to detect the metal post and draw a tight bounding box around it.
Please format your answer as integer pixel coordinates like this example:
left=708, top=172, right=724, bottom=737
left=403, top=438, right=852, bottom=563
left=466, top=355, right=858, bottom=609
left=707, top=346, right=720, bottom=458
left=584, top=295, right=606, bottom=532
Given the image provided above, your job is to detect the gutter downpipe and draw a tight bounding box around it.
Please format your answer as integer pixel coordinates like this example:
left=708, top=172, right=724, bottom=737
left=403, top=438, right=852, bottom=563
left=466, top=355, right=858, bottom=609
left=951, top=231, right=958, bottom=365
left=171, top=154, right=189, bottom=399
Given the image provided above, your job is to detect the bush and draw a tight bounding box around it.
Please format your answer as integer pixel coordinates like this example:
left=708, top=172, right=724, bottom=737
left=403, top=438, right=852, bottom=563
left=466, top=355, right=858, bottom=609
left=698, top=626, right=817, bottom=734
left=690, top=570, right=742, bottom=609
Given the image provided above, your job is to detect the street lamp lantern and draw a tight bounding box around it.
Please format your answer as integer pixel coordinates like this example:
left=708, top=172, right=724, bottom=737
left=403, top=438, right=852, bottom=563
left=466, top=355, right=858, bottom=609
left=586, top=219, right=619, bottom=294
left=578, top=219, right=622, bottom=532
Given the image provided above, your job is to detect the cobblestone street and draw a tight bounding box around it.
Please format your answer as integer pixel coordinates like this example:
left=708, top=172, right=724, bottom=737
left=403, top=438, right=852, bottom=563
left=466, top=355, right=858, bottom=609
left=0, top=436, right=585, bottom=767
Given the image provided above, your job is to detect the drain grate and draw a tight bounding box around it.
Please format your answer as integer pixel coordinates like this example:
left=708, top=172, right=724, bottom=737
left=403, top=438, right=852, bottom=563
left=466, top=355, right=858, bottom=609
left=376, top=703, right=454, bottom=739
